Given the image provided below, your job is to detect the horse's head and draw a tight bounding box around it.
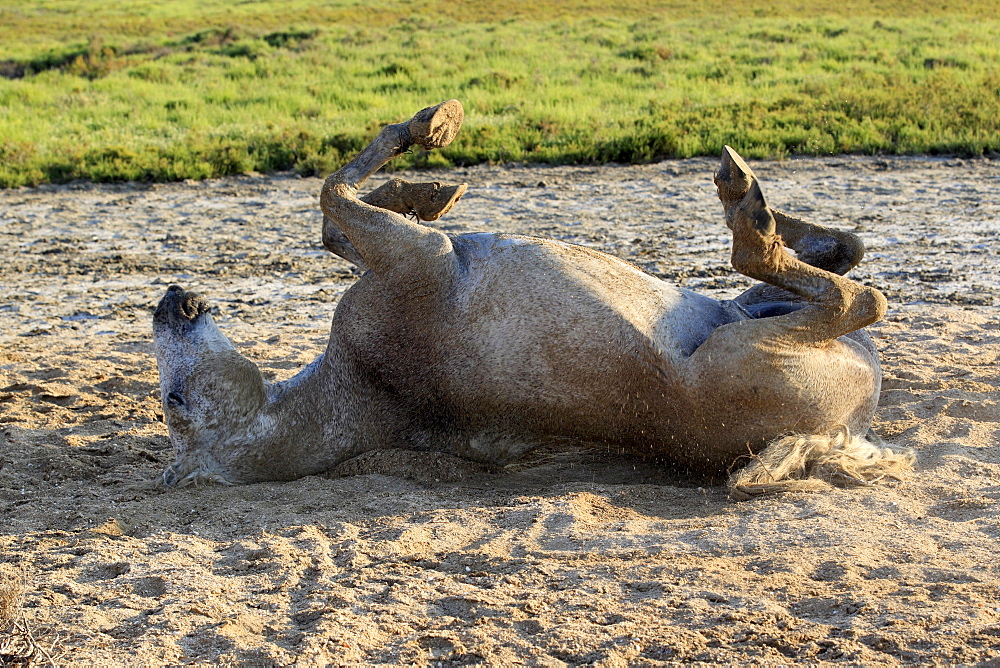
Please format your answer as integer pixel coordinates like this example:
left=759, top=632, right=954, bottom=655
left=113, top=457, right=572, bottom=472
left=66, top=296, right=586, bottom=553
left=153, top=285, right=268, bottom=486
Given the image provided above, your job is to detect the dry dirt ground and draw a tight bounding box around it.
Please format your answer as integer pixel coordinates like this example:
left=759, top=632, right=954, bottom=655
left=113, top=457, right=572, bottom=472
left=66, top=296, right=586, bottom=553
left=0, top=156, right=998, bottom=665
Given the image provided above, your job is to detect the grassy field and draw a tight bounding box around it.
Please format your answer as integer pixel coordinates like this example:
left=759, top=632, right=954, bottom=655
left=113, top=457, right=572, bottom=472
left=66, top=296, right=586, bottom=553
left=0, top=0, right=997, bottom=186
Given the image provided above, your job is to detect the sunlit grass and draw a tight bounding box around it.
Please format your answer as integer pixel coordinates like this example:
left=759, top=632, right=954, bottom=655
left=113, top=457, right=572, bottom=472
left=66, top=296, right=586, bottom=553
left=0, top=0, right=997, bottom=186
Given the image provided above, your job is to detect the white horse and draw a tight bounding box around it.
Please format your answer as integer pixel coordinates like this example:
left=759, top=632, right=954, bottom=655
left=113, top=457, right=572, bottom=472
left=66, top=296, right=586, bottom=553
left=153, top=100, right=913, bottom=497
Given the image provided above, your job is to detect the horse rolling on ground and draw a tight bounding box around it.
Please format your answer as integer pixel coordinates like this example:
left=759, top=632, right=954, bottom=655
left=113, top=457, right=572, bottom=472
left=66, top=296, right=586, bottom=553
left=152, top=100, right=914, bottom=499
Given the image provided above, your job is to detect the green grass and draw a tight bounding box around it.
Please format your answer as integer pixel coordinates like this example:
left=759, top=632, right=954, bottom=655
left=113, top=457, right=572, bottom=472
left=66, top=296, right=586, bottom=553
left=1, top=0, right=998, bottom=186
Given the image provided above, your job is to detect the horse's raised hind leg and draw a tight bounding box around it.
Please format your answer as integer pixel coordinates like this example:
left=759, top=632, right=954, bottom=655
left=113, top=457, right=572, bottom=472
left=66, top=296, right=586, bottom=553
left=715, top=147, right=886, bottom=343
left=716, top=146, right=864, bottom=275
left=320, top=100, right=465, bottom=279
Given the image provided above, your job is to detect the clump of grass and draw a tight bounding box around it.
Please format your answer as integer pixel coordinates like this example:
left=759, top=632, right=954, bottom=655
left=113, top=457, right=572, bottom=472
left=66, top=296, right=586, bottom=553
left=0, top=566, right=34, bottom=665
left=0, top=566, right=58, bottom=667
left=0, top=567, right=24, bottom=632
left=0, top=1, right=998, bottom=186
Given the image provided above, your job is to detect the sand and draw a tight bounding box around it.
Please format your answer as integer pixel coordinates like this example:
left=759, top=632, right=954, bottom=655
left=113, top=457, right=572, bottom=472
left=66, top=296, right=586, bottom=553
left=0, top=156, right=998, bottom=664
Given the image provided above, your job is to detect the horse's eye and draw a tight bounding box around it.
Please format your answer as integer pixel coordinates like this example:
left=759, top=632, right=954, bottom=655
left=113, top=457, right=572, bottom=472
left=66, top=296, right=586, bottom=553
left=166, top=392, right=185, bottom=407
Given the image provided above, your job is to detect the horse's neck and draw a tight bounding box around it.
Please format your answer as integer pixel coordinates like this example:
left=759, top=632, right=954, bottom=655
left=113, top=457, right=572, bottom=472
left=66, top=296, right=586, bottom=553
left=256, top=351, right=366, bottom=477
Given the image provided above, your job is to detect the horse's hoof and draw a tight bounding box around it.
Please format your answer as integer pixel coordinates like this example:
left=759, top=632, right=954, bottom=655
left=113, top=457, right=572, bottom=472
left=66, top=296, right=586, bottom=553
left=407, top=99, right=464, bottom=150
left=363, top=179, right=468, bottom=221
left=715, top=145, right=757, bottom=206
left=409, top=181, right=468, bottom=221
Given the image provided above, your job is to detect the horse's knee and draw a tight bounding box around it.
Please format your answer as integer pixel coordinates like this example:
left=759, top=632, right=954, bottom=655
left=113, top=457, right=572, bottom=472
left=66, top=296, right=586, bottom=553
left=797, top=230, right=865, bottom=275
left=849, top=285, right=887, bottom=329
left=811, top=283, right=886, bottom=339
left=320, top=180, right=357, bottom=219
left=837, top=231, right=866, bottom=273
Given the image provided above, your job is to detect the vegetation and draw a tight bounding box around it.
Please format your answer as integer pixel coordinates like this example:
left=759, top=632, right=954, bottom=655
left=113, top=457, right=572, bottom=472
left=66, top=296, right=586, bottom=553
left=0, top=0, right=997, bottom=186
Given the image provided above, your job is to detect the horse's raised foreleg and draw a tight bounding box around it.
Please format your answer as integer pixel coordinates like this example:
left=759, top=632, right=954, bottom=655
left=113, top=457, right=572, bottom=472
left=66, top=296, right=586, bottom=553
left=715, top=147, right=886, bottom=343
left=319, top=100, right=465, bottom=279
left=322, top=179, right=467, bottom=271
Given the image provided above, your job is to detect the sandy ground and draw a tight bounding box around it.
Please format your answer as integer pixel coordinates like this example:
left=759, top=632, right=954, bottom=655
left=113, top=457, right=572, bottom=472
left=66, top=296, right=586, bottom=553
left=0, top=155, right=998, bottom=665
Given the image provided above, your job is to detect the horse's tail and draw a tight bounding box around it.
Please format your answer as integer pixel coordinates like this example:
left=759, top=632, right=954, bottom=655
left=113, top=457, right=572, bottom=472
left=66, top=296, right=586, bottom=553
left=728, top=426, right=915, bottom=501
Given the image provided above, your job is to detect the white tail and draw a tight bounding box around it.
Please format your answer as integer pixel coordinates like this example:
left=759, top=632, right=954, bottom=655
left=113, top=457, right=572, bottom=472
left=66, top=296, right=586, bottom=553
left=728, top=426, right=916, bottom=501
